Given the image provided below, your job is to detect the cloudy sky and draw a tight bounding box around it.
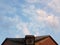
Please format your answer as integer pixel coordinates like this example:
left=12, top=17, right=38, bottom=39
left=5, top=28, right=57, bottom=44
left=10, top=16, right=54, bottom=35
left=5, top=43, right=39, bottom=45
left=0, top=0, right=60, bottom=45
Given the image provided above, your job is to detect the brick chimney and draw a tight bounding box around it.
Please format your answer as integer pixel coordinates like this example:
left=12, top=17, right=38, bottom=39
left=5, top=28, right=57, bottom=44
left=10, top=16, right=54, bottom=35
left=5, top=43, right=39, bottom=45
left=25, top=35, right=35, bottom=45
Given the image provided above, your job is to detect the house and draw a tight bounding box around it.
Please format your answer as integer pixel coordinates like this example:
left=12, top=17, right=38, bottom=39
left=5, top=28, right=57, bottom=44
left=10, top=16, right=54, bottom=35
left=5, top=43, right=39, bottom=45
left=1, top=35, right=58, bottom=45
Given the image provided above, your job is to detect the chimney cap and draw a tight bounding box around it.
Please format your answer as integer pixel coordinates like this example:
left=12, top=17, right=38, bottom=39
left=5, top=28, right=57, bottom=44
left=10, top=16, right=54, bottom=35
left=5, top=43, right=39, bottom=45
left=25, top=35, right=35, bottom=38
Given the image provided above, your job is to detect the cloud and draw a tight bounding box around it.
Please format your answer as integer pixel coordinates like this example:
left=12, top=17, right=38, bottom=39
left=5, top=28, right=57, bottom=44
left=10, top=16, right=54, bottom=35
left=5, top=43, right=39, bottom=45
left=0, top=0, right=60, bottom=37
left=0, top=0, right=60, bottom=44
left=48, top=0, right=60, bottom=13
left=0, top=0, right=20, bottom=17
left=25, top=0, right=37, bottom=3
left=0, top=15, right=31, bottom=37
left=36, top=10, right=60, bottom=33
left=0, top=2, right=59, bottom=37
left=15, top=35, right=21, bottom=38
left=46, top=15, right=59, bottom=27
left=16, top=23, right=31, bottom=35
left=0, top=0, right=31, bottom=37
left=22, top=5, right=60, bottom=34
left=25, top=0, right=50, bottom=4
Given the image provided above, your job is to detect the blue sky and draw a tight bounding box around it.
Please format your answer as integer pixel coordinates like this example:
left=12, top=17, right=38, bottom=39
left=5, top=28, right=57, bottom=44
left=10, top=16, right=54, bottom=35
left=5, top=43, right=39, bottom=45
left=0, top=0, right=60, bottom=45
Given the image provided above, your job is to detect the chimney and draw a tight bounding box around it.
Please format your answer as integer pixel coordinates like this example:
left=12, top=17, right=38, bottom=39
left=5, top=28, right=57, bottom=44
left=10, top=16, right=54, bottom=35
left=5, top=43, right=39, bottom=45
left=25, top=35, right=35, bottom=45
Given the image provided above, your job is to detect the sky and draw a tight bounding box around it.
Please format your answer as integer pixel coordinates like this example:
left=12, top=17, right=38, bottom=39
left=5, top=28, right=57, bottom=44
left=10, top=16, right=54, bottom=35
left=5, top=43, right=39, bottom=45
left=0, top=0, right=60, bottom=45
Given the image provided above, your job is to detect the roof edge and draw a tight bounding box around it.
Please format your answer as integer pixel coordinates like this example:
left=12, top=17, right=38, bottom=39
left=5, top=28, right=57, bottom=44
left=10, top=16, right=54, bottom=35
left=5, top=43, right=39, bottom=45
left=49, top=36, right=58, bottom=45
left=1, top=38, right=8, bottom=45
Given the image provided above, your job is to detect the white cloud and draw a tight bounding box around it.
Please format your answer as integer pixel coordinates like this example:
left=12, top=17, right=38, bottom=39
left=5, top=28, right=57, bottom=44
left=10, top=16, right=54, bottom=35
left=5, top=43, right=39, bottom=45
left=15, top=35, right=21, bottom=38
left=35, top=10, right=60, bottom=33
left=25, top=0, right=38, bottom=3
left=35, top=9, right=48, bottom=21
left=48, top=0, right=60, bottom=12
left=0, top=0, right=60, bottom=44
left=0, top=15, right=20, bottom=29
left=0, top=1, right=17, bottom=16
left=0, top=0, right=60, bottom=37
left=25, top=0, right=50, bottom=4
left=22, top=5, right=60, bottom=33
left=16, top=23, right=31, bottom=35
left=0, top=14, right=31, bottom=35
left=46, top=15, right=59, bottom=27
left=0, top=0, right=31, bottom=36
left=41, top=15, right=59, bottom=33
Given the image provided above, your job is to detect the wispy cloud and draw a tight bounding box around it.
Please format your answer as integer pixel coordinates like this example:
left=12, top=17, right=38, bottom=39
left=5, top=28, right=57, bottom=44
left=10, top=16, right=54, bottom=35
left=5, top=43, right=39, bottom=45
left=0, top=0, right=60, bottom=36
left=16, top=23, right=31, bottom=35
left=25, top=0, right=37, bottom=3
left=22, top=3, right=60, bottom=33
left=25, top=0, right=50, bottom=4
left=48, top=0, right=60, bottom=13
left=0, top=0, right=60, bottom=44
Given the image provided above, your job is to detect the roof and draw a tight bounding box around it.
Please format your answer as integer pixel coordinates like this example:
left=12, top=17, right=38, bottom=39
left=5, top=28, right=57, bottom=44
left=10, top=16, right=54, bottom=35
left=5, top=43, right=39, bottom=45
left=6, top=38, right=25, bottom=43
left=35, top=35, right=50, bottom=42
left=35, top=35, right=58, bottom=45
left=1, top=35, right=58, bottom=45
left=1, top=38, right=25, bottom=45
